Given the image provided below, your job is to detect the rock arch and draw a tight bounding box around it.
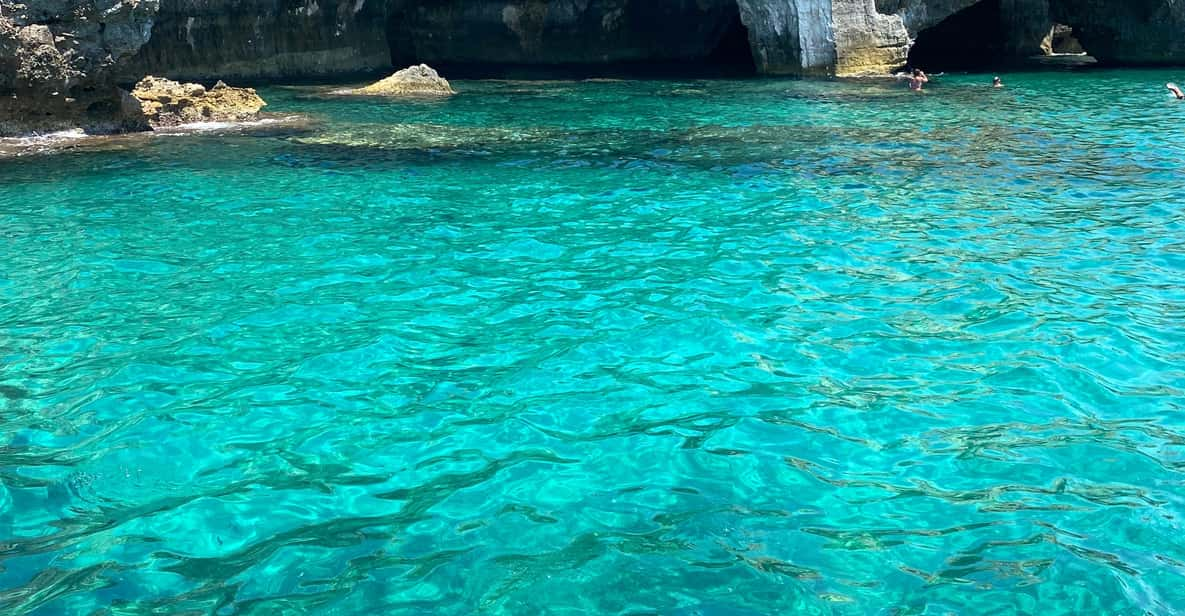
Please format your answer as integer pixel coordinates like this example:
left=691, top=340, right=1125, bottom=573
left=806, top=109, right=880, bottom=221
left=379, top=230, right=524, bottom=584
left=1049, top=0, right=1185, bottom=66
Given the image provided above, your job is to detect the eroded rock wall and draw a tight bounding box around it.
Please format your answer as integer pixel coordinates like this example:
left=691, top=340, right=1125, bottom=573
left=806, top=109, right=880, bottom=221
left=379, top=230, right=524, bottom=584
left=118, top=0, right=391, bottom=82
left=830, top=0, right=1060, bottom=74
left=736, top=0, right=835, bottom=75
left=831, top=0, right=1012, bottom=74
left=387, top=0, right=748, bottom=69
left=1, top=0, right=158, bottom=134
left=831, top=0, right=911, bottom=74
left=1051, top=0, right=1185, bottom=65
left=1000, top=0, right=1051, bottom=58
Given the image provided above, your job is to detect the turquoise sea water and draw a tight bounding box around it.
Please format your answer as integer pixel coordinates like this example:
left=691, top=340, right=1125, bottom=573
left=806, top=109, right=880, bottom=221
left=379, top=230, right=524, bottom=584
left=2, top=70, right=1185, bottom=614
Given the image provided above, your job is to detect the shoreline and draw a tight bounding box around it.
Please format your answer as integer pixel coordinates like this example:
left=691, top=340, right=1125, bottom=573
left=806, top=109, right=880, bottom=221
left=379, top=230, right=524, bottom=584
left=4, top=64, right=1182, bottom=157
left=0, top=114, right=311, bottom=158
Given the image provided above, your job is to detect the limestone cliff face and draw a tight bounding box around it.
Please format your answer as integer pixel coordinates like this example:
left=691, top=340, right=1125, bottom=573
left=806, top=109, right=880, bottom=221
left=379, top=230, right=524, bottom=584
left=737, top=0, right=835, bottom=75
left=118, top=0, right=390, bottom=82
left=386, top=0, right=748, bottom=68
left=829, top=0, right=1019, bottom=74
left=1, top=0, right=158, bottom=134
left=829, top=0, right=912, bottom=75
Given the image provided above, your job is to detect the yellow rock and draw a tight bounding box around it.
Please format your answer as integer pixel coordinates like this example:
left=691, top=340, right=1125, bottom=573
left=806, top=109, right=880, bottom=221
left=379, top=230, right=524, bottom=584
left=347, top=64, right=455, bottom=97
left=131, top=76, right=267, bottom=128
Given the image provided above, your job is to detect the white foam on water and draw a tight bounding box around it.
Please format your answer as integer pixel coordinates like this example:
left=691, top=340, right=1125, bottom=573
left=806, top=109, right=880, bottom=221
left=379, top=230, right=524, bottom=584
left=0, top=128, right=89, bottom=148
left=153, top=115, right=302, bottom=135
left=0, top=116, right=306, bottom=155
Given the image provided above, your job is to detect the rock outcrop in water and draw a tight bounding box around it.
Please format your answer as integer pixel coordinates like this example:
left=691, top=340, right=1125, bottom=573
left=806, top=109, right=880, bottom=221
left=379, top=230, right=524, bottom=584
left=340, top=64, right=455, bottom=96
left=5, top=0, right=1185, bottom=134
left=130, top=76, right=266, bottom=127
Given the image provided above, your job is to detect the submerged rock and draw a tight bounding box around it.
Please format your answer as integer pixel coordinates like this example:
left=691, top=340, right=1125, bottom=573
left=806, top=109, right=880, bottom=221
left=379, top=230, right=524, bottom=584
left=131, top=76, right=267, bottom=127
left=345, top=64, right=456, bottom=97
left=293, top=122, right=553, bottom=151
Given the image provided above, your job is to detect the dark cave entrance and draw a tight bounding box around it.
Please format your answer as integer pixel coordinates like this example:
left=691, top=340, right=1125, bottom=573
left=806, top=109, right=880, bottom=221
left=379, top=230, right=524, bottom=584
left=906, top=0, right=1009, bottom=71
left=702, top=9, right=758, bottom=76
left=386, top=1, right=757, bottom=78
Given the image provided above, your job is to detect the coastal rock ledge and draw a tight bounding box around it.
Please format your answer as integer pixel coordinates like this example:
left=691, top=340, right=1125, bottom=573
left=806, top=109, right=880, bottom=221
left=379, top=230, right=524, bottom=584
left=130, top=76, right=266, bottom=127
left=343, top=65, right=455, bottom=97
left=6, top=0, right=1185, bottom=136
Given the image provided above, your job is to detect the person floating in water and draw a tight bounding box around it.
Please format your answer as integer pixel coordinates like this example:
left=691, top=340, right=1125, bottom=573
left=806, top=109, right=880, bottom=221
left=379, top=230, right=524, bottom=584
left=1167, top=83, right=1184, bottom=100
left=993, top=76, right=1003, bottom=88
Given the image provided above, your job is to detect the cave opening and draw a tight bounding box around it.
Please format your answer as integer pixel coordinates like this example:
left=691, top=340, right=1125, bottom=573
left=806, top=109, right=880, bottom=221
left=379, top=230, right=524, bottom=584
left=385, top=1, right=757, bottom=79
left=1045, top=23, right=1086, bottom=55
left=702, top=9, right=758, bottom=76
left=906, top=0, right=1009, bottom=71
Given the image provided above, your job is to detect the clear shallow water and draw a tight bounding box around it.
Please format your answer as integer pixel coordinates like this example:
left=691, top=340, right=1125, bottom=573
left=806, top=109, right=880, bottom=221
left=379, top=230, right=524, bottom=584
left=2, top=70, right=1185, bottom=614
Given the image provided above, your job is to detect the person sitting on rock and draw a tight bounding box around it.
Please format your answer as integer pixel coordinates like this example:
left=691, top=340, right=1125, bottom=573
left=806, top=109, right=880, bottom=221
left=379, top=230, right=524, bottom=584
left=1168, top=83, right=1184, bottom=100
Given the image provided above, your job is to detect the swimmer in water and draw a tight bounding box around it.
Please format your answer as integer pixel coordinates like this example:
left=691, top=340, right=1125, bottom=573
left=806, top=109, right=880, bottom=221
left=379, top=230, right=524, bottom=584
left=993, top=76, right=1003, bottom=88
left=908, top=69, right=929, bottom=92
left=1167, top=83, right=1184, bottom=100
left=894, top=68, right=938, bottom=91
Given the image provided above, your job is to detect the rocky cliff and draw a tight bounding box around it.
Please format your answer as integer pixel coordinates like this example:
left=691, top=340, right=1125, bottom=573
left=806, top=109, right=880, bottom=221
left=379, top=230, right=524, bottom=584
left=385, top=0, right=752, bottom=71
left=737, top=0, right=835, bottom=76
left=1049, top=0, right=1185, bottom=66
left=5, top=0, right=1185, bottom=135
left=118, top=0, right=390, bottom=82
left=1, top=0, right=158, bottom=134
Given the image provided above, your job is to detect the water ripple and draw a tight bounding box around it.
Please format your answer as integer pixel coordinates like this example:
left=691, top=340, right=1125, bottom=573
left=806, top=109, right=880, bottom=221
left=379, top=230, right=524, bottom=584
left=1, top=71, right=1184, bottom=614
